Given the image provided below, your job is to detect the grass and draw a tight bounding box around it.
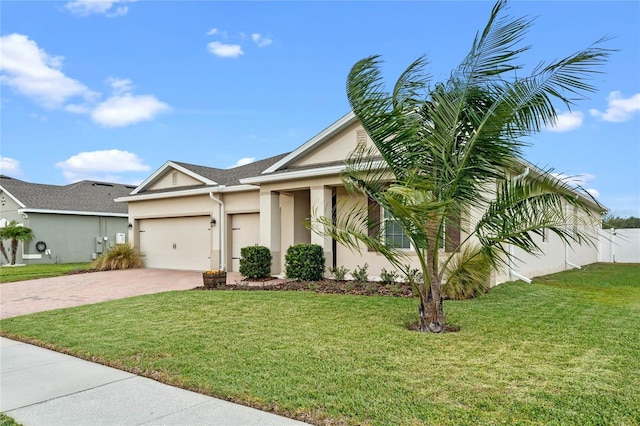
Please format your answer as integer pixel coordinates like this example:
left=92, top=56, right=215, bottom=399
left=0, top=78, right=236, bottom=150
left=1, top=263, right=639, bottom=425
left=0, top=263, right=91, bottom=283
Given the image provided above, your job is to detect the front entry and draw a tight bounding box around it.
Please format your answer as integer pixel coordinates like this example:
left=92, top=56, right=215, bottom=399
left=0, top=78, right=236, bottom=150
left=230, top=213, right=260, bottom=272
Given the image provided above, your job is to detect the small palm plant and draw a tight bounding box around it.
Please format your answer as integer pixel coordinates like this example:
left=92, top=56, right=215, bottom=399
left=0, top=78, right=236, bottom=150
left=0, top=220, right=35, bottom=265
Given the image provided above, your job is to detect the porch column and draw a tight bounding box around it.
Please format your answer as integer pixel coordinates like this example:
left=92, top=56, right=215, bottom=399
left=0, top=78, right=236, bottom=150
left=310, top=186, right=334, bottom=270
left=260, top=191, right=281, bottom=274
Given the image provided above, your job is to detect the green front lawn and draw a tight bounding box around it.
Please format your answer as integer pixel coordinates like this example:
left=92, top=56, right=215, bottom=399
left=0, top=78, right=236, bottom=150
left=1, top=263, right=639, bottom=425
left=0, top=263, right=91, bottom=283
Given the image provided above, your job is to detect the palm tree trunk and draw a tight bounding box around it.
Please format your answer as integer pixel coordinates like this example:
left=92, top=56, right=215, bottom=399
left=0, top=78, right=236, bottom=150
left=426, top=219, right=445, bottom=333
left=10, top=238, right=18, bottom=265
left=0, top=241, right=9, bottom=264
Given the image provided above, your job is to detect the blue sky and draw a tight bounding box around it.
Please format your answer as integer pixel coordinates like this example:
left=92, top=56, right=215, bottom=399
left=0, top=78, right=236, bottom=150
left=1, top=1, right=639, bottom=216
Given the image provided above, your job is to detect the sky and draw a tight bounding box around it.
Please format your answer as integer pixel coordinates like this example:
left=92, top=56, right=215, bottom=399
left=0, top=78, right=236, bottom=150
left=1, top=0, right=639, bottom=217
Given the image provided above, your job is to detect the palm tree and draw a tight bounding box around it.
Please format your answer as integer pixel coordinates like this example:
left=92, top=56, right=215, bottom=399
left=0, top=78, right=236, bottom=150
left=308, top=0, right=611, bottom=332
left=0, top=220, right=35, bottom=265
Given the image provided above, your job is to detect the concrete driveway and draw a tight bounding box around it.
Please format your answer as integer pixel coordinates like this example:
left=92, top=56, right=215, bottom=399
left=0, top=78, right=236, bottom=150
left=0, top=268, right=209, bottom=319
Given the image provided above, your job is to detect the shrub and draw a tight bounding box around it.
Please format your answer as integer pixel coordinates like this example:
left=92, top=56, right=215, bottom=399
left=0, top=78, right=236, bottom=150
left=91, top=244, right=143, bottom=271
left=239, top=245, right=272, bottom=279
left=328, top=265, right=349, bottom=281
left=285, top=244, right=325, bottom=281
left=379, top=268, right=399, bottom=285
left=404, top=267, right=424, bottom=287
left=352, top=263, right=369, bottom=282
left=443, top=246, right=491, bottom=300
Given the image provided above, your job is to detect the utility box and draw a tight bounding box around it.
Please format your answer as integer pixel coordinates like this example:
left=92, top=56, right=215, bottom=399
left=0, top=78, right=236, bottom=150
left=95, top=236, right=107, bottom=253
left=116, top=233, right=126, bottom=244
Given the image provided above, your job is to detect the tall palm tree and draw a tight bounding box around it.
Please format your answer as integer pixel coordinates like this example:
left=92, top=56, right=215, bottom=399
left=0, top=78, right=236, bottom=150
left=309, top=0, right=611, bottom=332
left=0, top=220, right=35, bottom=265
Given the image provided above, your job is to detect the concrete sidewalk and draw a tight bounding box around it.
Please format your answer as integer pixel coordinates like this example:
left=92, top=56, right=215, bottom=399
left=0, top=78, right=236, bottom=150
left=1, top=337, right=309, bottom=426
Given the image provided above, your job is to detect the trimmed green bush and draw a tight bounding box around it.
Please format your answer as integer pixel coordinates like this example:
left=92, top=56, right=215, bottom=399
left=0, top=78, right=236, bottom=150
left=352, top=263, right=369, bottom=282
left=91, top=244, right=143, bottom=271
left=328, top=265, right=349, bottom=281
left=239, top=245, right=272, bottom=279
left=379, top=268, right=399, bottom=284
left=285, top=244, right=325, bottom=281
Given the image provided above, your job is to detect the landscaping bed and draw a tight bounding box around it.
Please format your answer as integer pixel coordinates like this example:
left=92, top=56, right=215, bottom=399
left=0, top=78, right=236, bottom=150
left=195, top=279, right=415, bottom=297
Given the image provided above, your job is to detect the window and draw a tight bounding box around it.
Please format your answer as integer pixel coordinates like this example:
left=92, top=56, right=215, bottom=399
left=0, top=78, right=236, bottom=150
left=369, top=199, right=461, bottom=252
left=384, top=209, right=411, bottom=249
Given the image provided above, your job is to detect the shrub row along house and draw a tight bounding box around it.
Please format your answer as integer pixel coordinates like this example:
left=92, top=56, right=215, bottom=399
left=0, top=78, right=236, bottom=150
left=116, top=112, right=604, bottom=286
left=0, top=175, right=133, bottom=264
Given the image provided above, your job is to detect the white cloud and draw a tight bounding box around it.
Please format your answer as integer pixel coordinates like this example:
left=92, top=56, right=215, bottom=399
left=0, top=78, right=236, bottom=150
left=251, top=33, right=272, bottom=48
left=547, top=111, right=584, bottom=133
left=552, top=172, right=600, bottom=198
left=590, top=91, right=640, bottom=123
left=586, top=188, right=600, bottom=198
left=0, top=34, right=168, bottom=127
left=55, top=149, right=150, bottom=182
left=206, top=28, right=218, bottom=35
left=65, top=0, right=135, bottom=17
left=229, top=157, right=255, bottom=168
left=0, top=33, right=96, bottom=109
left=552, top=172, right=595, bottom=188
left=207, top=41, right=243, bottom=58
left=91, top=93, right=169, bottom=127
left=0, top=157, right=22, bottom=177
left=107, top=77, right=134, bottom=95
left=64, top=103, right=91, bottom=114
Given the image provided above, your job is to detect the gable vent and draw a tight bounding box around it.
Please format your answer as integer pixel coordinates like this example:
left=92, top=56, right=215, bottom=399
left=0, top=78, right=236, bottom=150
left=172, top=171, right=178, bottom=186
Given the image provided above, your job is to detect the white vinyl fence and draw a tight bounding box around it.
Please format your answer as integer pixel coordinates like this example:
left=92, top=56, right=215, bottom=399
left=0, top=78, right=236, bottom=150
left=598, top=228, right=640, bottom=263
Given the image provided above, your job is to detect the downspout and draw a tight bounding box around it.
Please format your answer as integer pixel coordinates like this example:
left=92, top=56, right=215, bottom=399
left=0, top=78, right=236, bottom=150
left=508, top=167, right=532, bottom=283
left=508, top=244, right=532, bottom=283
left=565, top=242, right=582, bottom=270
left=209, top=189, right=226, bottom=271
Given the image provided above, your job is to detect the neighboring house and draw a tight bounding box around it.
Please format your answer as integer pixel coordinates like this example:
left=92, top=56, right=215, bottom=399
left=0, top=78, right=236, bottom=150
left=117, top=112, right=604, bottom=284
left=0, top=176, right=134, bottom=264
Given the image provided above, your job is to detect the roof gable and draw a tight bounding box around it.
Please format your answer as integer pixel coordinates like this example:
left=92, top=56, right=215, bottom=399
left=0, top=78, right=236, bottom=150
left=263, top=112, right=360, bottom=173
left=128, top=153, right=291, bottom=197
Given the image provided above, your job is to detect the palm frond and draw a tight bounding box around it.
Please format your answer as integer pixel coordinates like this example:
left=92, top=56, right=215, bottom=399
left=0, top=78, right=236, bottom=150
left=475, top=169, right=600, bottom=260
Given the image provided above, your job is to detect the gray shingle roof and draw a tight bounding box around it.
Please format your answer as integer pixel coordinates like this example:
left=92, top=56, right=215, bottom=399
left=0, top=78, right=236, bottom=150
left=0, top=176, right=134, bottom=214
left=136, top=153, right=290, bottom=195
left=173, top=152, right=290, bottom=186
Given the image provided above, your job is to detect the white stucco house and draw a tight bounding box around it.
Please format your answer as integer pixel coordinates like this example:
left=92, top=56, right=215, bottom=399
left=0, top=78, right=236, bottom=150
left=116, top=112, right=604, bottom=285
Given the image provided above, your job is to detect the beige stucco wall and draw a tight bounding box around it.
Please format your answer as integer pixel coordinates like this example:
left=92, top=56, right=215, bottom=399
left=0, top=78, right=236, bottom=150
left=293, top=122, right=377, bottom=167
left=149, top=169, right=204, bottom=191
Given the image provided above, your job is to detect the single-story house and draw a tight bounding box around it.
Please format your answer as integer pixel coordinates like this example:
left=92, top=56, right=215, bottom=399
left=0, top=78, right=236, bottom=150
left=0, top=175, right=134, bottom=264
left=117, top=112, right=604, bottom=284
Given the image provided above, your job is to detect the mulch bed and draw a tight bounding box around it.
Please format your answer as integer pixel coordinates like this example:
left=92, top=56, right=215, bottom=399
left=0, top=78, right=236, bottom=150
left=195, top=279, right=415, bottom=298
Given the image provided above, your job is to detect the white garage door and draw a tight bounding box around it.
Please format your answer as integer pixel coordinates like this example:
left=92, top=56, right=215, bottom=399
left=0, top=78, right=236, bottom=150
left=139, top=216, right=211, bottom=271
left=230, top=213, right=260, bottom=272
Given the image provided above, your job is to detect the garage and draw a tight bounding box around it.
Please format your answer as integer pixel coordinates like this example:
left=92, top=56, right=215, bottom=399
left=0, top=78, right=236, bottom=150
left=139, top=216, right=211, bottom=271
left=230, top=213, right=260, bottom=271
